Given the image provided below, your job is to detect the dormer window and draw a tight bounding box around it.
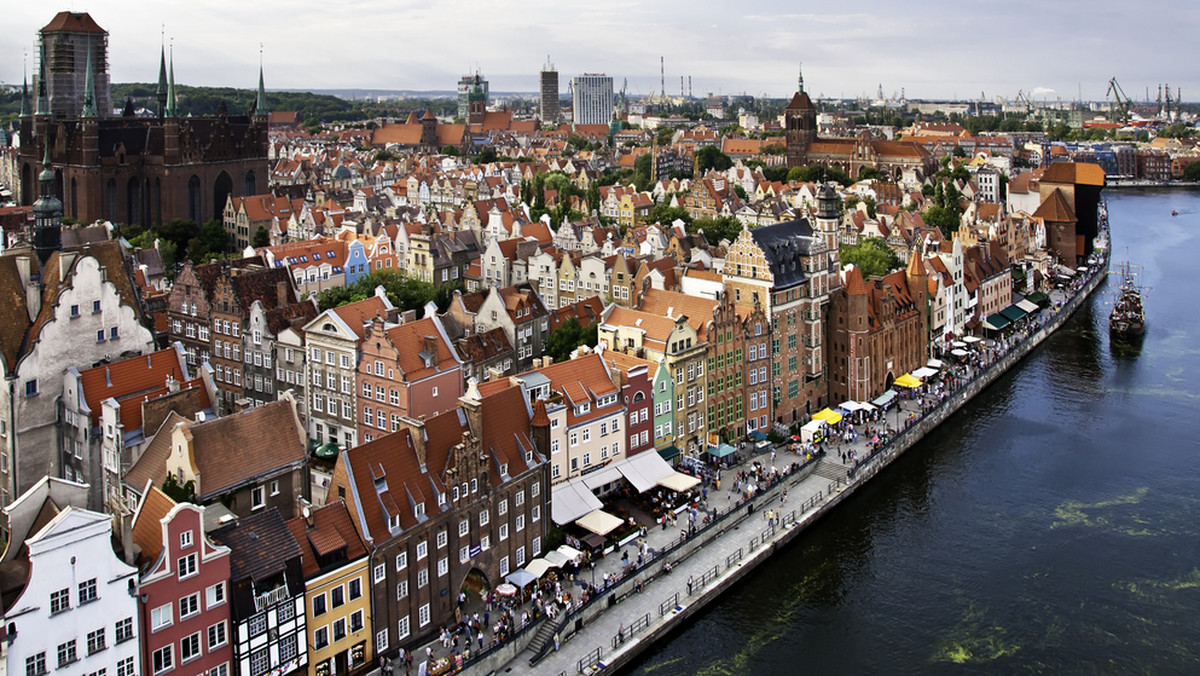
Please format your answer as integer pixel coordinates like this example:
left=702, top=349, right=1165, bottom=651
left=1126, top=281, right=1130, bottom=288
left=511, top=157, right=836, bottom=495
left=388, top=514, right=400, bottom=531
left=414, top=503, right=425, bottom=518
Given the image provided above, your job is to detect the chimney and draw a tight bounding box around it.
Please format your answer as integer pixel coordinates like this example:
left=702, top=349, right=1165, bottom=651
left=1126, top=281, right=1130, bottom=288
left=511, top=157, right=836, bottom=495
left=543, top=356, right=553, bottom=366
left=401, top=309, right=417, bottom=324
left=166, top=373, right=180, bottom=393
left=423, top=335, right=438, bottom=361
left=276, top=280, right=289, bottom=307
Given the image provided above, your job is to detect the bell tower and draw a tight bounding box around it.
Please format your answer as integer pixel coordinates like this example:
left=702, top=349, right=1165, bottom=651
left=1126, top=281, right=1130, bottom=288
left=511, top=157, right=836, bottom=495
left=784, top=64, right=817, bottom=168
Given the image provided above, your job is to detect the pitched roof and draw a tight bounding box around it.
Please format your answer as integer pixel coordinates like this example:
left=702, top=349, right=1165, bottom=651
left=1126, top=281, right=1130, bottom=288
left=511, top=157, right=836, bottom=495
left=131, top=486, right=176, bottom=567
left=77, top=348, right=188, bottom=428
left=385, top=317, right=458, bottom=382
left=211, top=508, right=302, bottom=583
left=331, top=295, right=392, bottom=340
left=1032, top=188, right=1077, bottom=223
left=285, top=500, right=368, bottom=579
left=188, top=399, right=306, bottom=498
left=747, top=218, right=818, bottom=290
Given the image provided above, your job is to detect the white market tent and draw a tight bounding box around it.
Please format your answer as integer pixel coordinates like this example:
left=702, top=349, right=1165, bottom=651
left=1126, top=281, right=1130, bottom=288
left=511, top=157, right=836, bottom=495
left=926, top=359, right=944, bottom=369
left=1016, top=299, right=1040, bottom=314
left=618, top=451, right=674, bottom=493
left=962, top=336, right=983, bottom=344
left=523, top=558, right=556, bottom=579
left=576, top=509, right=624, bottom=536
left=657, top=472, right=701, bottom=493
left=556, top=544, right=584, bottom=565
left=801, top=418, right=826, bottom=443
left=551, top=480, right=603, bottom=526
left=542, top=550, right=570, bottom=568
left=911, top=366, right=939, bottom=379
left=581, top=465, right=623, bottom=492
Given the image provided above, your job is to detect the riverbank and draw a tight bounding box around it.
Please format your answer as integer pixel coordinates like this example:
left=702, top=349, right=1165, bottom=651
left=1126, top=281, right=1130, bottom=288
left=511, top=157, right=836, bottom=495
left=490, top=253, right=1110, bottom=676
left=1106, top=179, right=1200, bottom=189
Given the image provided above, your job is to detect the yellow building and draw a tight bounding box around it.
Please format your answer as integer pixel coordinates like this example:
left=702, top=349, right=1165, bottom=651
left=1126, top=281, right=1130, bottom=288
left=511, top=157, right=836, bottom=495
left=287, top=500, right=374, bottom=675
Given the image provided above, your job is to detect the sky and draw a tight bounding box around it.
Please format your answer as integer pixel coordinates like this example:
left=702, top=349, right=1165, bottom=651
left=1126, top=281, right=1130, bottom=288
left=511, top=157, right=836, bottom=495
left=5, top=1, right=1198, bottom=104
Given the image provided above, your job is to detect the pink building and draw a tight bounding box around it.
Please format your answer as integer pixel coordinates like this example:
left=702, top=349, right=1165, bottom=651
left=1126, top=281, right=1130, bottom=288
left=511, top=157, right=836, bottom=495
left=357, top=315, right=462, bottom=444
left=603, top=350, right=654, bottom=457
left=132, top=486, right=233, bottom=676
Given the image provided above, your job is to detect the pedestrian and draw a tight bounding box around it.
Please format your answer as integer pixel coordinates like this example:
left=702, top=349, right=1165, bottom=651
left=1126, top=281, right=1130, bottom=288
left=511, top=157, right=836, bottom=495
left=554, top=631, right=561, bottom=652
left=687, top=575, right=694, bottom=594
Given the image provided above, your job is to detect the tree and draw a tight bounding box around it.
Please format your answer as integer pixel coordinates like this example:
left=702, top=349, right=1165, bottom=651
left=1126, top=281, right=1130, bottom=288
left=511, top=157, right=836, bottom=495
left=200, top=219, right=229, bottom=257
left=695, top=145, right=733, bottom=175
left=440, top=145, right=460, bottom=156
left=732, top=184, right=747, bottom=201
left=924, top=205, right=960, bottom=239
left=656, top=126, right=674, bottom=146
left=647, top=203, right=691, bottom=226
left=952, top=144, right=967, bottom=158
left=586, top=182, right=601, bottom=215
left=1185, top=162, right=1200, bottom=181
left=857, top=167, right=883, bottom=182
left=840, top=237, right=902, bottom=279
left=474, top=147, right=497, bottom=164
left=760, top=142, right=786, bottom=156
left=691, top=216, right=743, bottom=245
left=162, top=474, right=197, bottom=504
left=544, top=318, right=598, bottom=362
left=252, top=225, right=271, bottom=248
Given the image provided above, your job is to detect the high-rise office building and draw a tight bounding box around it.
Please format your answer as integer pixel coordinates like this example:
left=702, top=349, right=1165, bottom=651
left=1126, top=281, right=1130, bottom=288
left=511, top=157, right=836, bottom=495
left=457, top=72, right=488, bottom=119
left=571, top=74, right=613, bottom=126
left=540, top=58, right=559, bottom=123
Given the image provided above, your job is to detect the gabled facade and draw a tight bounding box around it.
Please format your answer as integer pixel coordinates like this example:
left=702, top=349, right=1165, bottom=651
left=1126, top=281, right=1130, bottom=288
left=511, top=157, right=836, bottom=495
left=329, top=384, right=550, bottom=659
left=4, top=507, right=141, bottom=676
left=211, top=508, right=308, bottom=676
left=133, top=490, right=233, bottom=676
left=0, top=244, right=156, bottom=507
left=302, top=292, right=394, bottom=449
left=357, top=313, right=462, bottom=445
left=286, top=500, right=372, bottom=675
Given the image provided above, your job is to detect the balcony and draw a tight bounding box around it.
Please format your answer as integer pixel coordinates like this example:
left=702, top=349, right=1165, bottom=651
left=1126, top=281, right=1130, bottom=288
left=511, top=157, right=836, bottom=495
left=253, top=585, right=290, bottom=613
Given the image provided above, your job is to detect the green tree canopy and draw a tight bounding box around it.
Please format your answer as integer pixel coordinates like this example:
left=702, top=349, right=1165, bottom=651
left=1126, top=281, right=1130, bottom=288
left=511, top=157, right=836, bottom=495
left=695, top=145, right=733, bottom=175
left=840, top=237, right=902, bottom=279
left=544, top=318, right=598, bottom=362
left=1184, top=162, right=1200, bottom=181
left=691, top=216, right=743, bottom=245
left=316, top=269, right=461, bottom=316
left=924, top=205, right=960, bottom=239
left=252, top=225, right=271, bottom=248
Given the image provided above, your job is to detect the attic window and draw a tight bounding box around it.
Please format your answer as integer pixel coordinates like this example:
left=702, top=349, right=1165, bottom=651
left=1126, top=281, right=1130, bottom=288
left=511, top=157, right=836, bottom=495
left=414, top=503, right=425, bottom=517
left=388, top=514, right=400, bottom=531
left=328, top=251, right=336, bottom=258
left=313, top=253, right=321, bottom=260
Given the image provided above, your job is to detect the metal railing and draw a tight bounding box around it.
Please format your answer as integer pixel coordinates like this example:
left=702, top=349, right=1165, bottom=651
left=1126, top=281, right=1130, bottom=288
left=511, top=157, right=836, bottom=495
left=726, top=548, right=743, bottom=568
left=577, top=646, right=603, bottom=674
left=658, top=592, right=679, bottom=617
left=611, top=612, right=651, bottom=649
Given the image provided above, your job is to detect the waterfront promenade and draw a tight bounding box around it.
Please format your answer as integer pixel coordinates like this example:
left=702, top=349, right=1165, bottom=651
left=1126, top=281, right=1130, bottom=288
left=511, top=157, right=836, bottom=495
left=379, top=255, right=1107, bottom=676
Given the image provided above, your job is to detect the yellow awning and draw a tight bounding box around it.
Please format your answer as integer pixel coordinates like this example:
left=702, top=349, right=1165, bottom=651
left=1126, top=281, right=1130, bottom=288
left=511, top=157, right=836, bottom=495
left=894, top=373, right=922, bottom=389
left=812, top=408, right=843, bottom=425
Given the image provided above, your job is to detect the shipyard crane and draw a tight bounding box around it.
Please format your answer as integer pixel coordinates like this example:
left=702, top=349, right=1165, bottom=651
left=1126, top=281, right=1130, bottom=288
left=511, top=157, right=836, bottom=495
left=1106, top=77, right=1132, bottom=125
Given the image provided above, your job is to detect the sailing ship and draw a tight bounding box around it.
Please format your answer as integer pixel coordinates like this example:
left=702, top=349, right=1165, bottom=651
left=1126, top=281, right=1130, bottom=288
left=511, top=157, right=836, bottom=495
left=1109, top=259, right=1145, bottom=340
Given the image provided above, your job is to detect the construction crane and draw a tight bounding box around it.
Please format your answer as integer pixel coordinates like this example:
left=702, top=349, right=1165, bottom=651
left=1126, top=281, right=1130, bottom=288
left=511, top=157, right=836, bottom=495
left=1106, top=77, right=1132, bottom=125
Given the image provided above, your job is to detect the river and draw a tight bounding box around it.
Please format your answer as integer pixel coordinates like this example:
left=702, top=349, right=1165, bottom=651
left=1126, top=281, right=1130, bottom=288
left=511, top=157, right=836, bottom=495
left=622, top=188, right=1200, bottom=674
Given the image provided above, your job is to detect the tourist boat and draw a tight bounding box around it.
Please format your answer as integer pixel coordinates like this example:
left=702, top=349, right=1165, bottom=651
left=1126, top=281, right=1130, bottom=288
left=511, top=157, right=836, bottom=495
left=1172, top=209, right=1179, bottom=216
left=1109, top=259, right=1146, bottom=340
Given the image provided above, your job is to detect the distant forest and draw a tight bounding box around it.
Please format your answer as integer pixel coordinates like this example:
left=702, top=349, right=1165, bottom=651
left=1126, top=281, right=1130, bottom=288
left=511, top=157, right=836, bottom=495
left=0, top=84, right=471, bottom=132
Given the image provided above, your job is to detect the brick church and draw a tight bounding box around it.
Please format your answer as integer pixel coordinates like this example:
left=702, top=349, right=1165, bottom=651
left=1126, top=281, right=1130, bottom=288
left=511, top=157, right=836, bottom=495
left=784, top=68, right=938, bottom=180
left=15, top=11, right=269, bottom=229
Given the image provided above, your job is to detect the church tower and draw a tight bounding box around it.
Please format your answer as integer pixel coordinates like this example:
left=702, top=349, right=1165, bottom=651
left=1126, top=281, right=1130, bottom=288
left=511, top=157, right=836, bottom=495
left=467, top=73, right=486, bottom=126
left=784, top=64, right=817, bottom=168
left=33, top=143, right=63, bottom=266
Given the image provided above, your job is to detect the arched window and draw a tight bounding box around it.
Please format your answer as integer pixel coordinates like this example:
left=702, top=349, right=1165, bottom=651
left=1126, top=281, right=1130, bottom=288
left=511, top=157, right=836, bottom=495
left=188, top=175, right=201, bottom=223
left=213, top=171, right=233, bottom=225
left=126, top=177, right=142, bottom=227
left=244, top=170, right=256, bottom=197
left=106, top=179, right=117, bottom=223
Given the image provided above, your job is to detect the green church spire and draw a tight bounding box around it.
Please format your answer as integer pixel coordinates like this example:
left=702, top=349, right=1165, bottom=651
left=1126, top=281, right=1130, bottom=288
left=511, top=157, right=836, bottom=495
left=81, top=49, right=98, bottom=118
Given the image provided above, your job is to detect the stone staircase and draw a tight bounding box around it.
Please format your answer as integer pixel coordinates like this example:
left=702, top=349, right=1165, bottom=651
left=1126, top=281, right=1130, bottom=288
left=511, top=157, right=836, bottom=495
left=812, top=459, right=849, bottom=482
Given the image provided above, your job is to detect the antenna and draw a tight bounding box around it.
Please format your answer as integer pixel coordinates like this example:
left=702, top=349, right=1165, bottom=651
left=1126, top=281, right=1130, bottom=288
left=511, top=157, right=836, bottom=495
left=660, top=56, right=665, bottom=100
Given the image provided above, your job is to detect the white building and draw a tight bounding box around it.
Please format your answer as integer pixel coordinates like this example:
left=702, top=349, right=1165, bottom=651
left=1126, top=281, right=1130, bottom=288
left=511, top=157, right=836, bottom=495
left=4, top=506, right=141, bottom=676
left=571, top=74, right=614, bottom=126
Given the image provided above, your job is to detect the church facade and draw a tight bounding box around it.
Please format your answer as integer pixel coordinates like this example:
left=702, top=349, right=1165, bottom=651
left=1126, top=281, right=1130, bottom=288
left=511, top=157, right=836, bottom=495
left=15, top=12, right=270, bottom=229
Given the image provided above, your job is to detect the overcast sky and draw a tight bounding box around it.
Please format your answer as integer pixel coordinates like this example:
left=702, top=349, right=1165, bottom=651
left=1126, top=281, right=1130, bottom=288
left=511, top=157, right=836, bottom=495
left=5, top=1, right=1197, bottom=104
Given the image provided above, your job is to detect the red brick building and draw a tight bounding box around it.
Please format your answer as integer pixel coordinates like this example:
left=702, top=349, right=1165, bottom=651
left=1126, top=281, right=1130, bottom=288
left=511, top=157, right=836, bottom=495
left=827, top=257, right=928, bottom=403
